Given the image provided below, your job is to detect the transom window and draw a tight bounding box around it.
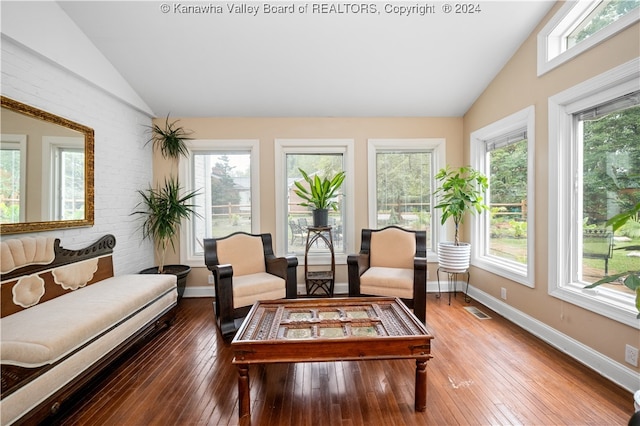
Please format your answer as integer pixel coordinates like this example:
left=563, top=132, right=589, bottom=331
left=537, top=0, right=640, bottom=75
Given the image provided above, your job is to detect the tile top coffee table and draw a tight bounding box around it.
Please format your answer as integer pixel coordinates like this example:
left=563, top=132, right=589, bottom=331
left=230, top=297, right=434, bottom=419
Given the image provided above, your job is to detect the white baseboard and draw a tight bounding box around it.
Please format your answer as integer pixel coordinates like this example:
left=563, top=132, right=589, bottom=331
left=183, top=282, right=637, bottom=393
left=466, top=284, right=639, bottom=393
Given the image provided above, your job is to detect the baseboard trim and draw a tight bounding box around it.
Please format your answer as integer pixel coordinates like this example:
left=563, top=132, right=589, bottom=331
left=466, top=284, right=638, bottom=393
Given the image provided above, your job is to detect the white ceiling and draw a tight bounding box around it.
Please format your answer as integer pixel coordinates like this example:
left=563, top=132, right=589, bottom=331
left=58, top=1, right=555, bottom=117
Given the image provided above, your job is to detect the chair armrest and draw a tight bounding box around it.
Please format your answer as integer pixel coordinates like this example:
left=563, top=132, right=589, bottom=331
left=266, top=255, right=299, bottom=299
left=413, top=257, right=427, bottom=323
left=347, top=253, right=370, bottom=296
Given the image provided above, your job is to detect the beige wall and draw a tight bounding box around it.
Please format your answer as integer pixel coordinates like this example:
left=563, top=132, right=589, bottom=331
left=462, top=2, right=640, bottom=371
left=153, top=117, right=462, bottom=292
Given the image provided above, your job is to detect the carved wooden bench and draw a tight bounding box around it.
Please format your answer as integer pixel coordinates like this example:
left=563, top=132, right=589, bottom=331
left=0, top=234, right=177, bottom=425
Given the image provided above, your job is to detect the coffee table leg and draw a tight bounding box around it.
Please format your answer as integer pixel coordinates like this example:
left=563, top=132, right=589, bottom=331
left=415, top=358, right=427, bottom=411
left=237, top=364, right=250, bottom=418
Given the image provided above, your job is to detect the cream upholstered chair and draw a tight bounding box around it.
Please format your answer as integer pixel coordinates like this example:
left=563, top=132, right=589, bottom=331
left=204, top=232, right=298, bottom=339
left=347, top=226, right=427, bottom=322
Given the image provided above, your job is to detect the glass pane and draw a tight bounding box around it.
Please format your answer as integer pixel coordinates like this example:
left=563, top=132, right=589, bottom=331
left=579, top=104, right=639, bottom=296
left=375, top=152, right=432, bottom=249
left=488, top=140, right=528, bottom=265
left=192, top=152, right=252, bottom=254
left=59, top=148, right=84, bottom=220
left=0, top=148, right=21, bottom=223
left=567, top=0, right=640, bottom=49
left=286, top=153, right=344, bottom=255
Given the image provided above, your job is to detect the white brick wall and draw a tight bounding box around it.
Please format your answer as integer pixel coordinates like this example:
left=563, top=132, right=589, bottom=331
left=1, top=37, right=155, bottom=274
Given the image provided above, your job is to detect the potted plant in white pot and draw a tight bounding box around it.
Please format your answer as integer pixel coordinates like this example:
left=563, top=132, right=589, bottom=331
left=133, top=117, right=200, bottom=300
left=293, top=168, right=345, bottom=227
left=434, top=165, right=489, bottom=272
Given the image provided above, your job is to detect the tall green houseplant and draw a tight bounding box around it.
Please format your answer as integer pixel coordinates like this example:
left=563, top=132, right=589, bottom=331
left=133, top=117, right=199, bottom=276
left=434, top=165, right=489, bottom=245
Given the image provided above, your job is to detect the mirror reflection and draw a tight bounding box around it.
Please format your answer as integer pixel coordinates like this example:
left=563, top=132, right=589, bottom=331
left=0, top=97, right=94, bottom=234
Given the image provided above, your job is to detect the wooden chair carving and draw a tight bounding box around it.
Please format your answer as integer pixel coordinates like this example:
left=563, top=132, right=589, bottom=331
left=347, top=226, right=427, bottom=323
left=204, top=232, right=298, bottom=339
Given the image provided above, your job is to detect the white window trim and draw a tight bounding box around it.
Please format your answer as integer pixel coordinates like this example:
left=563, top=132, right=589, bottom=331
left=0, top=134, right=27, bottom=222
left=274, top=139, right=355, bottom=265
left=548, top=57, right=640, bottom=328
left=470, top=106, right=535, bottom=287
left=42, top=135, right=84, bottom=220
left=179, top=139, right=260, bottom=267
left=367, top=138, right=445, bottom=262
left=537, top=1, right=640, bottom=76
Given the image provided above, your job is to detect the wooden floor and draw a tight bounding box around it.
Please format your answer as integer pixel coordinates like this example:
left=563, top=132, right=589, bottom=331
left=57, top=294, right=633, bottom=426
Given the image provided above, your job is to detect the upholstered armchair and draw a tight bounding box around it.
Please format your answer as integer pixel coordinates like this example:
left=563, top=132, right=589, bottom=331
left=347, top=226, right=427, bottom=322
left=204, top=232, right=298, bottom=339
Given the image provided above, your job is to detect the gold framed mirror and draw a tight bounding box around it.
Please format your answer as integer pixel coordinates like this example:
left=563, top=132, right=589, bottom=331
left=0, top=96, right=94, bottom=234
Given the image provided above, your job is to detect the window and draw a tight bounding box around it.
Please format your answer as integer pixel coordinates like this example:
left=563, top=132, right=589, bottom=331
left=0, top=135, right=26, bottom=223
left=180, top=140, right=259, bottom=265
left=471, top=107, right=535, bottom=286
left=537, top=0, right=640, bottom=76
left=43, top=136, right=85, bottom=221
left=549, top=58, right=639, bottom=327
left=275, top=139, right=355, bottom=263
left=54, top=147, right=85, bottom=220
left=367, top=139, right=445, bottom=259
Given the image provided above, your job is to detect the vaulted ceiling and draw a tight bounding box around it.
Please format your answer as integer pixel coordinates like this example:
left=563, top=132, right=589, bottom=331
left=59, top=1, right=555, bottom=117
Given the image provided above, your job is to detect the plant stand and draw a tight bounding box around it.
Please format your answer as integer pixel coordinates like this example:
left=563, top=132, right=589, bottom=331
left=436, top=267, right=470, bottom=305
left=304, top=226, right=335, bottom=297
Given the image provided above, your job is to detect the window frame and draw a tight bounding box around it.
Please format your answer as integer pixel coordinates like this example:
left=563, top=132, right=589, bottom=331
left=548, top=58, right=639, bottom=328
left=42, top=135, right=84, bottom=220
left=274, top=139, right=355, bottom=265
left=537, top=0, right=640, bottom=76
left=0, top=134, right=27, bottom=222
left=367, top=138, right=445, bottom=262
left=470, top=106, right=535, bottom=287
left=179, top=139, right=260, bottom=267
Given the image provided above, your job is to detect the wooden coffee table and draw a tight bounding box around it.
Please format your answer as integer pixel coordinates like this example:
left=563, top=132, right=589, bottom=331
left=231, top=297, right=434, bottom=419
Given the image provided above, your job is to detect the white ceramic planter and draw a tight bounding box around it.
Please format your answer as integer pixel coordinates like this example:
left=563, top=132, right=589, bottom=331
left=437, top=242, right=471, bottom=273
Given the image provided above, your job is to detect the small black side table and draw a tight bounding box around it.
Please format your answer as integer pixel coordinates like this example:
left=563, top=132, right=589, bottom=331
left=304, top=226, right=335, bottom=297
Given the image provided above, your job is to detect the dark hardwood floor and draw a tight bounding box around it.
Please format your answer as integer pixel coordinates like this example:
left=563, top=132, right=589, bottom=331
left=57, top=294, right=633, bottom=425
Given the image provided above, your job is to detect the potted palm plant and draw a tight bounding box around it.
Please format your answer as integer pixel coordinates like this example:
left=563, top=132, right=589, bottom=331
left=133, top=117, right=199, bottom=299
left=433, top=165, right=489, bottom=272
left=294, top=168, right=345, bottom=227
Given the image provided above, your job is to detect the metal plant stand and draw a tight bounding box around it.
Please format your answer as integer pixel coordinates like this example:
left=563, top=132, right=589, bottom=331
left=436, top=267, right=470, bottom=305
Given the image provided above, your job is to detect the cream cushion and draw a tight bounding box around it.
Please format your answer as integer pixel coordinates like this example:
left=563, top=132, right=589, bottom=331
left=360, top=267, right=414, bottom=299
left=232, top=272, right=286, bottom=309
left=369, top=228, right=416, bottom=269
left=0, top=274, right=177, bottom=367
left=361, top=228, right=416, bottom=299
left=216, top=234, right=266, bottom=276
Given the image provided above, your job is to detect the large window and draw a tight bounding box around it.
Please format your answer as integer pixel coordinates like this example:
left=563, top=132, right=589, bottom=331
left=537, top=0, right=639, bottom=76
left=275, top=139, right=355, bottom=262
left=368, top=139, right=445, bottom=258
left=471, top=107, right=535, bottom=286
left=549, top=59, right=639, bottom=327
left=180, top=140, right=259, bottom=265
